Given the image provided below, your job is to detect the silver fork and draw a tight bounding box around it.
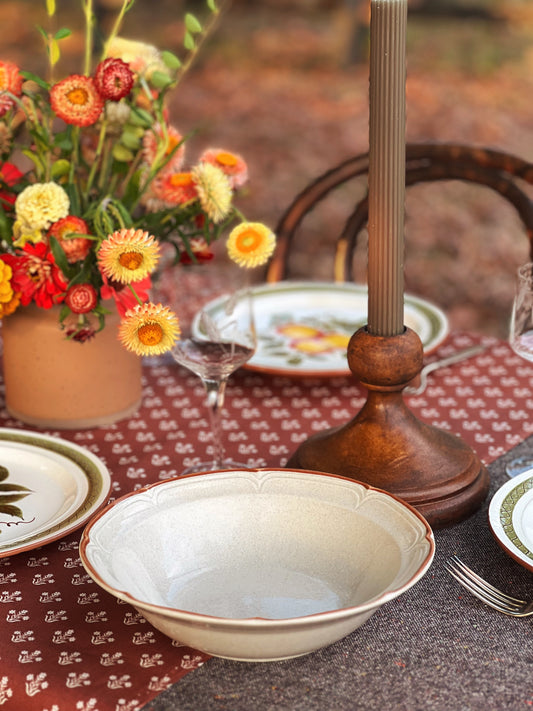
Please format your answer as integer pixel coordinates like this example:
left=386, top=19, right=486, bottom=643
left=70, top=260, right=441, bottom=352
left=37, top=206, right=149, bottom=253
left=445, top=555, right=533, bottom=617
left=404, top=345, right=487, bottom=396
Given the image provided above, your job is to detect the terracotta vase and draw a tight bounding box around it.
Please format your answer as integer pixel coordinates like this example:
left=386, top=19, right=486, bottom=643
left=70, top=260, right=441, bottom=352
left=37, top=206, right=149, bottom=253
left=1, top=303, right=142, bottom=429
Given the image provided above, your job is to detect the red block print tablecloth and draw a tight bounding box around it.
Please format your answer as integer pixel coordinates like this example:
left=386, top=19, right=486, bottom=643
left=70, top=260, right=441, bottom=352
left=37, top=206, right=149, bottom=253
left=0, top=330, right=531, bottom=711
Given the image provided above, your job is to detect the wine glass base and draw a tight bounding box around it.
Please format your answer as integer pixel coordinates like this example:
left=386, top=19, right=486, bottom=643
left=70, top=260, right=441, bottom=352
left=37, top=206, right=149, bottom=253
left=505, top=456, right=533, bottom=478
left=180, top=460, right=252, bottom=476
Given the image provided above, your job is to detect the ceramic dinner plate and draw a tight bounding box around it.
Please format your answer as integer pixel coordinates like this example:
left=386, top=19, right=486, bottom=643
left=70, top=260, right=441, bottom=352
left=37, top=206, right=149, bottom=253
left=0, top=429, right=111, bottom=558
left=488, top=468, right=533, bottom=572
left=198, top=281, right=449, bottom=377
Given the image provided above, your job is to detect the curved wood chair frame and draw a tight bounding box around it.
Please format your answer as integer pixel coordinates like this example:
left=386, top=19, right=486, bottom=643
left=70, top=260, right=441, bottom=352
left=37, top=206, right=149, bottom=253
left=266, top=143, right=533, bottom=283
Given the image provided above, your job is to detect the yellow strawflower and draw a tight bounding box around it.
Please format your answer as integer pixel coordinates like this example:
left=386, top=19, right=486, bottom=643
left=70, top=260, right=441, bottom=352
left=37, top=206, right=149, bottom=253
left=119, top=302, right=180, bottom=356
left=226, top=222, right=276, bottom=268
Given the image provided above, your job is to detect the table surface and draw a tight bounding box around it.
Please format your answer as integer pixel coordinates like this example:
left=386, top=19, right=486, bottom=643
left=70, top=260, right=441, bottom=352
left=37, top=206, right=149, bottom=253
left=143, top=438, right=533, bottom=711
left=0, top=328, right=532, bottom=711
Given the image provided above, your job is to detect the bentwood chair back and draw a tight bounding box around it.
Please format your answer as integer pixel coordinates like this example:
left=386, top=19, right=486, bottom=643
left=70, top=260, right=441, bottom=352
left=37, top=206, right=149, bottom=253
left=266, top=143, right=533, bottom=285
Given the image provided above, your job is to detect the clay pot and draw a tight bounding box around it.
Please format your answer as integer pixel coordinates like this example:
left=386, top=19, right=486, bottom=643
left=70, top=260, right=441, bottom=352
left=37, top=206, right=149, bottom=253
left=1, top=302, right=142, bottom=429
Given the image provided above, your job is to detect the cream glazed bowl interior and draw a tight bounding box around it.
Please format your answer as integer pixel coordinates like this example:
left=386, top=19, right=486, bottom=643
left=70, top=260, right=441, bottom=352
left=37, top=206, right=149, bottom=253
left=79, top=468, right=435, bottom=662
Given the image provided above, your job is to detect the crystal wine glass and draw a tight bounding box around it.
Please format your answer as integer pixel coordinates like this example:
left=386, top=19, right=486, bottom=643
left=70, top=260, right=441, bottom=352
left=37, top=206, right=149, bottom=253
left=171, top=283, right=256, bottom=475
left=507, top=262, right=533, bottom=477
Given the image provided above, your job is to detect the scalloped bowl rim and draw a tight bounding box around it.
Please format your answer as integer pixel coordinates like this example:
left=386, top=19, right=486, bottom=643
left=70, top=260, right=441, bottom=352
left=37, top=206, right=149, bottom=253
left=79, top=468, right=435, bottom=660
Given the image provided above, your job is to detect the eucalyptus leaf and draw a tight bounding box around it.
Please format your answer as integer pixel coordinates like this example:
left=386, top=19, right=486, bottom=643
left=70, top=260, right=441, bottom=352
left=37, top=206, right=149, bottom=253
left=207, top=0, right=218, bottom=11
left=112, top=144, right=134, bottom=163
left=120, top=130, right=142, bottom=150
left=185, top=13, right=203, bottom=34
left=46, top=0, right=56, bottom=16
left=162, top=50, right=181, bottom=71
left=149, top=70, right=173, bottom=91
left=51, top=159, right=70, bottom=179
left=127, top=107, right=153, bottom=128
left=184, top=32, right=196, bottom=51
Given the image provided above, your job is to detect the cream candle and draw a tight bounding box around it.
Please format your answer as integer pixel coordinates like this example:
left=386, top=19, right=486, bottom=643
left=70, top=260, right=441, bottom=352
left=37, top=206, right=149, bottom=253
left=367, top=0, right=407, bottom=336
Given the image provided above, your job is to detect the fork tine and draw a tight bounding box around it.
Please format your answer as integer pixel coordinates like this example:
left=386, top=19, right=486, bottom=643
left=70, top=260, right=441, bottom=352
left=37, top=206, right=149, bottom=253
left=446, top=564, right=518, bottom=612
left=446, top=557, right=522, bottom=608
left=445, top=561, right=518, bottom=612
left=448, top=555, right=527, bottom=606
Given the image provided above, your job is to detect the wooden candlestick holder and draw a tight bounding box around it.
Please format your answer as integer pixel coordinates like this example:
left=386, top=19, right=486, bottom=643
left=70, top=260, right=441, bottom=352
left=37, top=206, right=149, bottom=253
left=287, top=326, right=489, bottom=528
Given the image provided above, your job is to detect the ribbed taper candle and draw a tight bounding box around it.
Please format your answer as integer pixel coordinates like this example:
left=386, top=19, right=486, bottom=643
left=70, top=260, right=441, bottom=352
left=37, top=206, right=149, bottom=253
left=367, top=0, right=407, bottom=336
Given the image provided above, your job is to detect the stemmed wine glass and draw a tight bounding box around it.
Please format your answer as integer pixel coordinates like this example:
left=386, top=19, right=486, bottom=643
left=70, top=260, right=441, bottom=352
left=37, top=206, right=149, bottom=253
left=507, top=262, right=533, bottom=477
left=171, top=281, right=256, bottom=475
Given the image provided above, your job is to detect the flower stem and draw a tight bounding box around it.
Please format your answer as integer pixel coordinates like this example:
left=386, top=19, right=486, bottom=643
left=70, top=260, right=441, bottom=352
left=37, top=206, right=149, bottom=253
left=101, top=0, right=136, bottom=60
left=69, top=126, right=82, bottom=212
left=127, top=283, right=144, bottom=306
left=83, top=0, right=94, bottom=76
left=86, top=117, right=109, bottom=196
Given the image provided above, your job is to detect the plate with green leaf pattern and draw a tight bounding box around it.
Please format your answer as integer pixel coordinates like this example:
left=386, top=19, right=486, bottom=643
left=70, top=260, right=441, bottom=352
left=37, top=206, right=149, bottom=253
left=488, top=468, right=533, bottom=572
left=200, top=281, right=449, bottom=376
left=0, top=429, right=111, bottom=558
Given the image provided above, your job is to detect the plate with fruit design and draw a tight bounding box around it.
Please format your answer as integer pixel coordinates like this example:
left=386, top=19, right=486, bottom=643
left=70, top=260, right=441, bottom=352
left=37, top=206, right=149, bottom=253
left=201, top=281, right=448, bottom=377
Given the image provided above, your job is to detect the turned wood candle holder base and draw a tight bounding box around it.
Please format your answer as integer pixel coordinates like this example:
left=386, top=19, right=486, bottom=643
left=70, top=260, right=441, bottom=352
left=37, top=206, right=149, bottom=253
left=287, top=326, right=489, bottom=528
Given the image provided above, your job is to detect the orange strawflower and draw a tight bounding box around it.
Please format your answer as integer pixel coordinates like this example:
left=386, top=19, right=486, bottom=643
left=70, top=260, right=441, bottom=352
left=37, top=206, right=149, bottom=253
left=98, top=228, right=160, bottom=283
left=50, top=74, right=104, bottom=127
left=200, top=148, right=248, bottom=189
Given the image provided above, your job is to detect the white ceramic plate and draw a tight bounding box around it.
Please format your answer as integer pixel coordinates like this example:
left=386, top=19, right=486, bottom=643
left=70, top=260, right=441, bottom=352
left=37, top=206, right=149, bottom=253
left=0, top=429, right=111, bottom=558
left=488, top=468, right=533, bottom=572
left=198, top=282, right=449, bottom=376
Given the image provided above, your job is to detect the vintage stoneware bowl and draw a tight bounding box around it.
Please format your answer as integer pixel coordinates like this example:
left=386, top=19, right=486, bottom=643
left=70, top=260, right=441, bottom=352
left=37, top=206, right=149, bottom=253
left=79, top=468, right=435, bottom=662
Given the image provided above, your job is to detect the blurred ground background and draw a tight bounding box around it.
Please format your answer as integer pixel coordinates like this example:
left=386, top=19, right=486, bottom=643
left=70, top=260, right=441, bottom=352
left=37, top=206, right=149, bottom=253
left=1, top=0, right=533, bottom=338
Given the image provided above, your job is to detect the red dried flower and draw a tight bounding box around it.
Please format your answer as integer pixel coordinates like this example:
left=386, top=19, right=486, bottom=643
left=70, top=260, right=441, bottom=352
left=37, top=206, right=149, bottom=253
left=64, top=324, right=96, bottom=343
left=3, top=242, right=68, bottom=308
left=0, top=162, right=23, bottom=209
left=48, top=215, right=92, bottom=263
left=199, top=148, right=249, bottom=189
left=100, top=274, right=151, bottom=317
left=65, top=283, right=97, bottom=314
left=94, top=58, right=134, bottom=101
left=152, top=171, right=197, bottom=206
left=179, top=237, right=214, bottom=265
left=50, top=75, right=104, bottom=127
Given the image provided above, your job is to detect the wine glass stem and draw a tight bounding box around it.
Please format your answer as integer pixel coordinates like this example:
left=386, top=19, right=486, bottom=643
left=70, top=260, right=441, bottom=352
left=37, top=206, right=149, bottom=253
left=203, top=377, right=228, bottom=468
